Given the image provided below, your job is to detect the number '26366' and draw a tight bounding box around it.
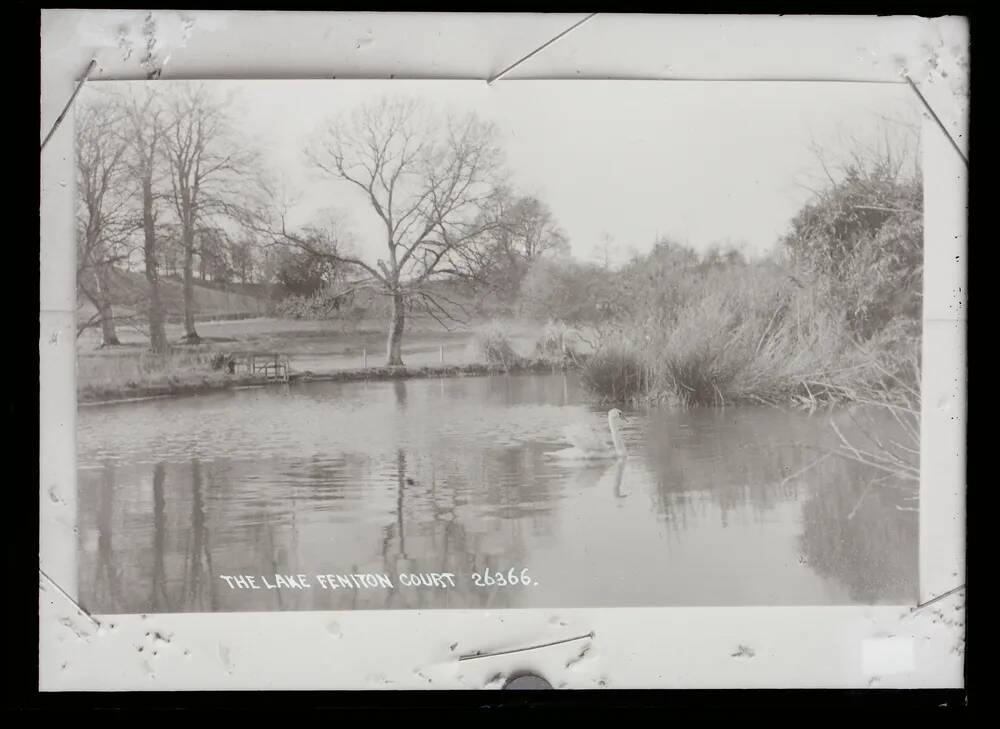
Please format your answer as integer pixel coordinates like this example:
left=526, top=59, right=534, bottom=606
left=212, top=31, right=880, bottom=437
left=471, top=568, right=537, bottom=588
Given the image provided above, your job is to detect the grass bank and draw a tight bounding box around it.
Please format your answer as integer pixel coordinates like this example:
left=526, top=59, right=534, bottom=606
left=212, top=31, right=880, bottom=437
left=77, top=316, right=586, bottom=404
left=79, top=357, right=580, bottom=405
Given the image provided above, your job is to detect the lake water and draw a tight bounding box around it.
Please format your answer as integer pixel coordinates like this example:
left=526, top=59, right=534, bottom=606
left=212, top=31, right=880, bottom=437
left=76, top=372, right=918, bottom=613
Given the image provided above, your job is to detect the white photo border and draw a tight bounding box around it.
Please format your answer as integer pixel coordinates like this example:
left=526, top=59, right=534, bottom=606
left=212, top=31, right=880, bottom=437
left=39, top=11, right=967, bottom=690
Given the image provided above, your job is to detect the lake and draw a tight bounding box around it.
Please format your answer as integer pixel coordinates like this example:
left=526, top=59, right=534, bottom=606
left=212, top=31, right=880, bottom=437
left=76, top=372, right=918, bottom=613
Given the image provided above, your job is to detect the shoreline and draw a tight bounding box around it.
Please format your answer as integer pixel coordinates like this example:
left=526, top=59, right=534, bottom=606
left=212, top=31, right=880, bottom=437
left=78, top=358, right=579, bottom=406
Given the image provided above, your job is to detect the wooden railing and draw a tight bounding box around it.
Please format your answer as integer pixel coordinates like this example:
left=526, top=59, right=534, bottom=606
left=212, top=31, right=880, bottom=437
left=228, top=352, right=290, bottom=382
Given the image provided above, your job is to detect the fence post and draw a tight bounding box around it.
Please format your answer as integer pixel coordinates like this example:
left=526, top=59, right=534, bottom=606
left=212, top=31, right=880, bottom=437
left=363, top=347, right=367, bottom=369
left=440, top=345, right=444, bottom=364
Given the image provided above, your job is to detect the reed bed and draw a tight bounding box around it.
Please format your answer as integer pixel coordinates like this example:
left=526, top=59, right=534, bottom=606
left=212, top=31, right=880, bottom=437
left=579, top=259, right=922, bottom=499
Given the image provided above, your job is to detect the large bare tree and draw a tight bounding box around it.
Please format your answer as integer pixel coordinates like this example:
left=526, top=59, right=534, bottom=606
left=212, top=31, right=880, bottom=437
left=75, top=97, right=135, bottom=346
left=287, top=97, right=504, bottom=365
left=121, top=87, right=169, bottom=353
left=161, top=83, right=256, bottom=342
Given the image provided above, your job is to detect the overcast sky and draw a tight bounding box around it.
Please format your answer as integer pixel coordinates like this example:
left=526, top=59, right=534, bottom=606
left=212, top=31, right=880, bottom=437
left=94, top=79, right=921, bottom=267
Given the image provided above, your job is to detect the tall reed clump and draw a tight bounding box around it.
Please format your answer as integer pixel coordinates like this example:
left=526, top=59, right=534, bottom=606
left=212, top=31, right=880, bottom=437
left=580, top=338, right=650, bottom=403
left=581, top=264, right=882, bottom=408
left=473, top=320, right=522, bottom=369
left=644, top=266, right=850, bottom=406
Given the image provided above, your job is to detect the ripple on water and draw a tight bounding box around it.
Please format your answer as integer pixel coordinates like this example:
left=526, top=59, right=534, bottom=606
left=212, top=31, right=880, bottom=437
left=76, top=374, right=920, bottom=611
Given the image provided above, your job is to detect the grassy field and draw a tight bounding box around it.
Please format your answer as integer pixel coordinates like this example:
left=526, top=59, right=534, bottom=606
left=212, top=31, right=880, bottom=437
left=77, top=315, right=592, bottom=402
left=79, top=269, right=272, bottom=325
left=78, top=269, right=597, bottom=402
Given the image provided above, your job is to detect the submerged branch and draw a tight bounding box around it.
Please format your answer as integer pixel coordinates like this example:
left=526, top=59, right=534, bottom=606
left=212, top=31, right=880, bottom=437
left=780, top=453, right=832, bottom=488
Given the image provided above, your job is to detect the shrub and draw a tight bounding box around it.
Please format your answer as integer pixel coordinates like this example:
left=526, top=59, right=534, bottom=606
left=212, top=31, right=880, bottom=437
left=782, top=157, right=922, bottom=340
left=580, top=343, right=649, bottom=403
left=518, top=258, right=617, bottom=324
left=534, top=320, right=580, bottom=361
left=473, top=321, right=522, bottom=369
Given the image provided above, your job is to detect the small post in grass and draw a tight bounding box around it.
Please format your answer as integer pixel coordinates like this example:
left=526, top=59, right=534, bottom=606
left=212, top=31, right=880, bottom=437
left=440, top=345, right=444, bottom=364
left=363, top=347, right=367, bottom=369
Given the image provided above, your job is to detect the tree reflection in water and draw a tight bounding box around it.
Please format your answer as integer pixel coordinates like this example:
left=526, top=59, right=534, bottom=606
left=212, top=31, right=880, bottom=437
left=76, top=374, right=918, bottom=613
left=184, top=460, right=217, bottom=611
left=92, top=461, right=121, bottom=612
left=372, top=443, right=539, bottom=611
left=638, top=407, right=917, bottom=602
left=798, top=477, right=918, bottom=603
left=150, top=462, right=169, bottom=611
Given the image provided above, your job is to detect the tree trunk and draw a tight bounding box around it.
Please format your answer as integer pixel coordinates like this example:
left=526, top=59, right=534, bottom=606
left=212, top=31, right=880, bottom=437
left=182, top=227, right=200, bottom=341
left=98, top=302, right=119, bottom=346
left=386, top=291, right=405, bottom=366
left=94, top=265, right=121, bottom=347
left=142, top=178, right=169, bottom=354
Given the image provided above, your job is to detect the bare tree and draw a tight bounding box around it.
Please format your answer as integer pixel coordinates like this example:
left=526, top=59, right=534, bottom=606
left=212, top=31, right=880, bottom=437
left=504, top=195, right=568, bottom=261
left=271, top=97, right=503, bottom=365
left=161, top=83, right=257, bottom=342
left=194, top=225, right=233, bottom=282
left=479, top=191, right=567, bottom=263
left=75, top=97, right=135, bottom=346
left=121, top=87, right=169, bottom=353
left=229, top=235, right=257, bottom=286
left=596, top=231, right=616, bottom=271
left=452, top=189, right=569, bottom=302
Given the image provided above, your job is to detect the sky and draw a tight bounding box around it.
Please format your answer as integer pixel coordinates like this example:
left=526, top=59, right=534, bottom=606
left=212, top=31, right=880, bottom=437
left=95, top=79, right=921, bottom=267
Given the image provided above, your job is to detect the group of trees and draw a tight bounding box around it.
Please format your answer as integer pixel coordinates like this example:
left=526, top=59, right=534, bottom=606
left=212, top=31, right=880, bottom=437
left=77, top=84, right=257, bottom=351
left=78, top=88, right=569, bottom=363
left=148, top=225, right=261, bottom=286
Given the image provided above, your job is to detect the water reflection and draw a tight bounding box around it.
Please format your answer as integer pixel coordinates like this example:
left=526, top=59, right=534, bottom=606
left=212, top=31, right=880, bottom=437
left=93, top=462, right=121, bottom=609
left=150, top=462, right=168, bottom=611
left=799, top=477, right=918, bottom=603
left=185, top=460, right=216, bottom=611
left=610, top=460, right=628, bottom=499
left=393, top=379, right=407, bottom=409
left=77, top=373, right=918, bottom=613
